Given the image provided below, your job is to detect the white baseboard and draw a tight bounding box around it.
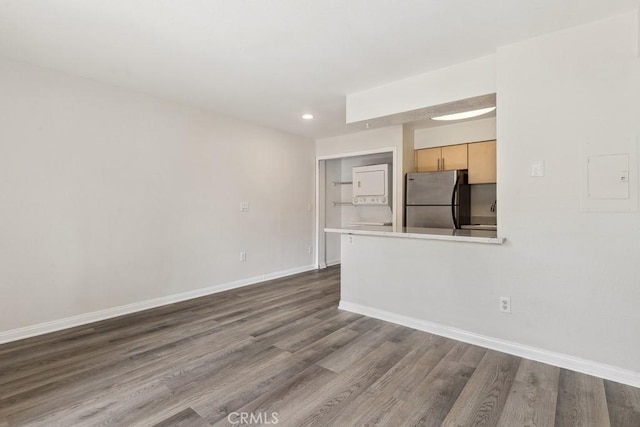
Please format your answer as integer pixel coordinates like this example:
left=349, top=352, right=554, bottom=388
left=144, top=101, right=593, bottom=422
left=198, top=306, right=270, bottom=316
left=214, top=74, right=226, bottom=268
left=326, top=259, right=341, bottom=267
left=0, top=264, right=316, bottom=345
left=339, top=300, right=640, bottom=388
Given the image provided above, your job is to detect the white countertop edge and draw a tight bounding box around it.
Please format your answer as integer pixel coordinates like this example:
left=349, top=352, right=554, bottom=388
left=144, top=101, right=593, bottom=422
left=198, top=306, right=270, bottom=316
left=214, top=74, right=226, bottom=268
left=324, top=227, right=506, bottom=245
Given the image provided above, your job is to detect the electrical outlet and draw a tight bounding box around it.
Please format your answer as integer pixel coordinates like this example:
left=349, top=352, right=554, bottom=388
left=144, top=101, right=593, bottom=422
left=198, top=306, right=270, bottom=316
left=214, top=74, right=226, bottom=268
left=348, top=236, right=353, bottom=244
left=499, top=297, right=511, bottom=313
left=240, top=251, right=247, bottom=262
left=307, top=246, right=312, bottom=254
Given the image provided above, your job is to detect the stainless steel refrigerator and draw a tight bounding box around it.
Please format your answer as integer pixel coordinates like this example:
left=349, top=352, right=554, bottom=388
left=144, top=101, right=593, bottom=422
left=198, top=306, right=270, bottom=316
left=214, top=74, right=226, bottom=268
left=405, top=171, right=470, bottom=229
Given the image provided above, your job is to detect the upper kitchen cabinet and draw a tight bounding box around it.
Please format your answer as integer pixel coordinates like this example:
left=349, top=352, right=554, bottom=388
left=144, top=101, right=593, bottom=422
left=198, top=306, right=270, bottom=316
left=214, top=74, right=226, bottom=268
left=415, top=144, right=468, bottom=172
left=468, top=140, right=496, bottom=184
left=441, top=144, right=468, bottom=170
left=415, top=147, right=440, bottom=172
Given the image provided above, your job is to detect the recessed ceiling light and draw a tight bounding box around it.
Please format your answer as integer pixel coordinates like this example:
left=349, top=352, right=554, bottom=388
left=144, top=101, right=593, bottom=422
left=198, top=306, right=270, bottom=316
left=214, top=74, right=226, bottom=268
left=431, top=107, right=496, bottom=121
left=302, top=114, right=314, bottom=120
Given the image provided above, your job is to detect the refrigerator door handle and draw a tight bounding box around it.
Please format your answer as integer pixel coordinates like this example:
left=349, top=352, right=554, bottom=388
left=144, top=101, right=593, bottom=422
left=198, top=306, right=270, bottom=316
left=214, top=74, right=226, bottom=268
left=451, top=173, right=460, bottom=229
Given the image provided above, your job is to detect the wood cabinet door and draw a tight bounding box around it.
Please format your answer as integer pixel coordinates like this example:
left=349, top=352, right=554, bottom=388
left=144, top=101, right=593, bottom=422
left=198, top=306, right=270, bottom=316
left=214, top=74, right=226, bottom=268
left=441, top=144, right=468, bottom=170
left=468, top=140, right=497, bottom=183
left=415, top=148, right=441, bottom=172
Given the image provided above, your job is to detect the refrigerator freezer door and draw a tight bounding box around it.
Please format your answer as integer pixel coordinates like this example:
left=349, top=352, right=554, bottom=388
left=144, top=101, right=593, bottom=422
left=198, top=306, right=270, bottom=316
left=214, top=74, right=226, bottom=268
left=406, top=171, right=457, bottom=205
left=406, top=206, right=457, bottom=229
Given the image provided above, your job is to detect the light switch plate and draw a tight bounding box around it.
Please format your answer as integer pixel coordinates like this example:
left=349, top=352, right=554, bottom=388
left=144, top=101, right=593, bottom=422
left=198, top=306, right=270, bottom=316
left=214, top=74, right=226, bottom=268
left=531, top=160, right=545, bottom=177
left=240, top=202, right=249, bottom=212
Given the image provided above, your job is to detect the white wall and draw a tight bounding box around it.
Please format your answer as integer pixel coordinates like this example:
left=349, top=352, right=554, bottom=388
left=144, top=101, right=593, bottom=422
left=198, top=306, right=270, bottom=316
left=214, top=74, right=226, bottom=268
left=346, top=55, right=496, bottom=123
left=340, top=11, right=640, bottom=378
left=414, top=117, right=496, bottom=149
left=316, top=126, right=403, bottom=158
left=495, top=11, right=640, bottom=370
left=0, top=58, right=315, bottom=334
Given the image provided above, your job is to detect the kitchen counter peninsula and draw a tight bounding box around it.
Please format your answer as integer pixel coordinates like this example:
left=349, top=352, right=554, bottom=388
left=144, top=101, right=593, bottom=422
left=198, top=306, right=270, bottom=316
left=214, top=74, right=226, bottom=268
left=325, top=225, right=505, bottom=244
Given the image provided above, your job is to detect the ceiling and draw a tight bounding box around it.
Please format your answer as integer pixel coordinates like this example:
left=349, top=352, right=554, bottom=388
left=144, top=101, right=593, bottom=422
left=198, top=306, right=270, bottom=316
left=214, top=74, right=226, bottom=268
left=0, top=1, right=637, bottom=139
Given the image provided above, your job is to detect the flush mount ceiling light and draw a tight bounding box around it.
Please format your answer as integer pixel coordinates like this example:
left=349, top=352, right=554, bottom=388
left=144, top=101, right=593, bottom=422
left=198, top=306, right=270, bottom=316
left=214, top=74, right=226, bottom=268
left=431, top=106, right=496, bottom=121
left=302, top=114, right=314, bottom=120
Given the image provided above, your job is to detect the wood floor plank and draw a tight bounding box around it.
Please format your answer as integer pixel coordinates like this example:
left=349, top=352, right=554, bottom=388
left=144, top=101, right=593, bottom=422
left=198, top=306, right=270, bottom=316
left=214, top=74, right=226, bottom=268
left=0, top=308, right=226, bottom=392
left=207, top=289, right=337, bottom=326
left=0, top=308, right=209, bottom=377
left=272, top=310, right=361, bottom=353
left=315, top=322, right=403, bottom=373
left=393, top=328, right=438, bottom=347
left=441, top=350, right=521, bottom=427
left=345, top=316, right=388, bottom=334
left=152, top=407, right=210, bottom=427
left=193, top=355, right=315, bottom=424
left=3, top=332, right=258, bottom=424
left=255, top=308, right=355, bottom=346
left=382, top=359, right=476, bottom=426
left=606, top=404, right=640, bottom=427
left=605, top=379, right=640, bottom=427
left=209, top=364, right=337, bottom=427
left=16, top=381, right=174, bottom=426
left=0, top=326, right=97, bottom=357
left=107, top=346, right=293, bottom=426
left=457, top=344, right=489, bottom=369
left=0, top=265, right=638, bottom=426
left=441, top=341, right=489, bottom=369
left=605, top=379, right=640, bottom=412
left=392, top=336, right=458, bottom=402
left=329, top=337, right=458, bottom=426
left=0, top=315, right=250, bottom=409
left=496, top=359, right=560, bottom=427
left=291, top=326, right=361, bottom=365
left=555, top=370, right=611, bottom=427
left=279, top=341, right=410, bottom=427
left=132, top=350, right=312, bottom=426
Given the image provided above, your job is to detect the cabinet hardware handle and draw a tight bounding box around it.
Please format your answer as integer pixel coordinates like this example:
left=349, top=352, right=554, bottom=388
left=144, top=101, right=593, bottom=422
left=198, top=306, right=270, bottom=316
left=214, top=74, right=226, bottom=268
left=437, top=158, right=440, bottom=171
left=442, top=158, right=445, bottom=170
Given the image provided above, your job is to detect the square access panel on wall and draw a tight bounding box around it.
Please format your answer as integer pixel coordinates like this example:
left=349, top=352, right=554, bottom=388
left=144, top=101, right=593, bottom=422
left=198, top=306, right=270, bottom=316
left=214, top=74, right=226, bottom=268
left=580, top=139, right=638, bottom=212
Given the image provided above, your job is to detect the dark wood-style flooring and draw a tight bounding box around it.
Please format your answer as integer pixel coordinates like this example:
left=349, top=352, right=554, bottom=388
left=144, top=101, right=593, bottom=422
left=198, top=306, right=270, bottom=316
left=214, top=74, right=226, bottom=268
left=1, top=266, right=639, bottom=426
